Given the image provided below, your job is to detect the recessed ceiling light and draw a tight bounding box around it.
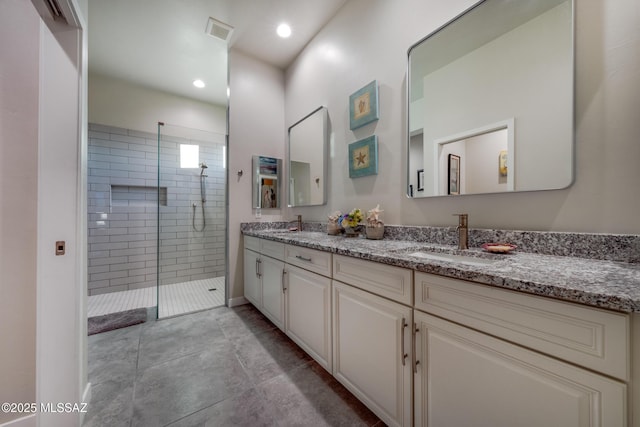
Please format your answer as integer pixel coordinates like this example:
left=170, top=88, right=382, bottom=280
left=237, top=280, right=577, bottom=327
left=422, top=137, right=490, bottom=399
left=193, top=79, right=205, bottom=88
left=277, top=23, right=291, bottom=38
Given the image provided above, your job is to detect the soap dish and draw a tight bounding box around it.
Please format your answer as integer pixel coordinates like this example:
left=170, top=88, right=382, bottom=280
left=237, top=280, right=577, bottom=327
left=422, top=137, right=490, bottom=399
left=482, top=243, right=517, bottom=254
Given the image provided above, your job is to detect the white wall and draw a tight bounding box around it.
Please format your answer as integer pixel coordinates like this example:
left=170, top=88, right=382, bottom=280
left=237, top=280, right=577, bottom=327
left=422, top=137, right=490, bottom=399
left=1, top=1, right=87, bottom=426
left=88, top=73, right=227, bottom=135
left=285, top=0, right=640, bottom=234
left=0, top=1, right=39, bottom=423
left=37, top=20, right=83, bottom=427
left=228, top=49, right=286, bottom=301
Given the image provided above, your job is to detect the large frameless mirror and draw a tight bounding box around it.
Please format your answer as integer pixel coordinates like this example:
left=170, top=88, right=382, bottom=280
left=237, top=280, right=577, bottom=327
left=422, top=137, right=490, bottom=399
left=288, top=106, right=328, bottom=207
left=407, top=0, right=574, bottom=198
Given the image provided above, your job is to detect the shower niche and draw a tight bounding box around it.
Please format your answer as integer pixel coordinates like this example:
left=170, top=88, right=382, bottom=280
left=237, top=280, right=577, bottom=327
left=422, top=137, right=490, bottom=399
left=110, top=185, right=168, bottom=208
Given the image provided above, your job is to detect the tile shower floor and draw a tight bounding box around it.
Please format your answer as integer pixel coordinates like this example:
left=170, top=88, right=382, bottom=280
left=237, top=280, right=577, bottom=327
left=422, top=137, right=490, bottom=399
left=88, top=277, right=226, bottom=318
left=84, top=304, right=383, bottom=427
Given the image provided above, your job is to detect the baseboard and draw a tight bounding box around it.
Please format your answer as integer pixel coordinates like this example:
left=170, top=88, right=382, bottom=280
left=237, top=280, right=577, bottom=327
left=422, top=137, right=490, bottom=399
left=0, top=414, right=36, bottom=427
left=228, top=296, right=249, bottom=307
left=80, top=382, right=91, bottom=425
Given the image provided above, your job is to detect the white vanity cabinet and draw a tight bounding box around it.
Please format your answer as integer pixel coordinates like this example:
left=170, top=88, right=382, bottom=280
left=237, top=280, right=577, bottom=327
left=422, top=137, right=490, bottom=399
left=260, top=255, right=286, bottom=330
left=333, top=281, right=412, bottom=427
left=332, top=255, right=414, bottom=427
left=413, top=272, right=628, bottom=427
left=243, top=246, right=262, bottom=307
left=243, top=236, right=286, bottom=330
left=244, top=235, right=638, bottom=427
left=284, top=244, right=333, bottom=371
left=243, top=236, right=332, bottom=370
left=285, top=263, right=332, bottom=372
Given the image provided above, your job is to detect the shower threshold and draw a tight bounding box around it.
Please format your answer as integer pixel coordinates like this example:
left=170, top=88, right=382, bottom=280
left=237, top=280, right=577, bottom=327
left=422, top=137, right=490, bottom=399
left=87, top=277, right=225, bottom=319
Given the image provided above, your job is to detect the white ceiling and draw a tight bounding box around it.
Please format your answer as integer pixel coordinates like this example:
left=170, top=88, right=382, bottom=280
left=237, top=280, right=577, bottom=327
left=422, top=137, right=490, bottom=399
left=88, top=0, right=348, bottom=106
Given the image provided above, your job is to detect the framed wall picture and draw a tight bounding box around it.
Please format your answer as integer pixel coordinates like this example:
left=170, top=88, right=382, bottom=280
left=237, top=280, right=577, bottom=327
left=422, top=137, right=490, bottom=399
left=348, top=135, right=378, bottom=178
left=498, top=150, right=508, bottom=176
left=349, top=80, right=379, bottom=130
left=448, top=154, right=460, bottom=195
left=417, top=169, right=424, bottom=191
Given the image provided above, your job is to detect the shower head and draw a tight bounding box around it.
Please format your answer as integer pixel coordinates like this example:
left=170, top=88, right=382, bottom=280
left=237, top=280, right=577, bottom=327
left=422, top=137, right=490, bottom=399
left=200, top=162, right=208, bottom=177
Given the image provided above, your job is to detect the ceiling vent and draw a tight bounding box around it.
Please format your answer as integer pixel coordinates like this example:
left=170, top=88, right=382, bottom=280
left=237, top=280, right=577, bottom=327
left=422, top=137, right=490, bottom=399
left=205, top=17, right=234, bottom=42
left=44, top=0, right=66, bottom=22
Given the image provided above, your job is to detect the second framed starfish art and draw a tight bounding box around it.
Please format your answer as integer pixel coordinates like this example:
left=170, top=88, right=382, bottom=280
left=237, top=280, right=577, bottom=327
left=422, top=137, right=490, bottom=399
left=348, top=135, right=378, bottom=178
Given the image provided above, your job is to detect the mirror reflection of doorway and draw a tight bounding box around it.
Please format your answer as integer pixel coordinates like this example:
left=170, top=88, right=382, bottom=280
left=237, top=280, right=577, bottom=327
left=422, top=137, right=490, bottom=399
left=435, top=120, right=514, bottom=196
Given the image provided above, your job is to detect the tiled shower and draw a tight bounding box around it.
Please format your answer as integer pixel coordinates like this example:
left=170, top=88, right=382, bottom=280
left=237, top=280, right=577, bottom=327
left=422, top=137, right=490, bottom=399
left=87, top=123, right=226, bottom=316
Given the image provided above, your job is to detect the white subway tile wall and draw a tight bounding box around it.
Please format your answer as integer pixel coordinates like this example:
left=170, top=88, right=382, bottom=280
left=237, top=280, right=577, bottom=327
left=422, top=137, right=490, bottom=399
left=88, top=123, right=226, bottom=296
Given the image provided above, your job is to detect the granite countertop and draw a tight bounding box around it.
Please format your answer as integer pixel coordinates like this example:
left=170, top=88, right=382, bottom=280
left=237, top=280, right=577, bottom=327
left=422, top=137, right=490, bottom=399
left=242, top=229, right=640, bottom=313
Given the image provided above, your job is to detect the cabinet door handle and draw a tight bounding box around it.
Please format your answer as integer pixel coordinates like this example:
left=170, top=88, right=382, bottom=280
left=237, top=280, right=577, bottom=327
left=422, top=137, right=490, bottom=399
left=255, top=258, right=259, bottom=278
left=256, top=259, right=262, bottom=278
left=401, top=318, right=408, bottom=366
left=413, top=323, right=420, bottom=374
left=295, top=255, right=312, bottom=262
left=282, top=269, right=287, bottom=293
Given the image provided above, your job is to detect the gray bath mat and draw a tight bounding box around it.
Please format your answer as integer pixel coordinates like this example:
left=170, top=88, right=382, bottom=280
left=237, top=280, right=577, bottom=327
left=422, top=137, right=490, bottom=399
left=88, top=308, right=147, bottom=335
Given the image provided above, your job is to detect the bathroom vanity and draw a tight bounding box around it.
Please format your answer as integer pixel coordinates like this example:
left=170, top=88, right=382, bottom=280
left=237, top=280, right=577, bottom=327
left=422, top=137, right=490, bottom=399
left=242, top=225, right=640, bottom=427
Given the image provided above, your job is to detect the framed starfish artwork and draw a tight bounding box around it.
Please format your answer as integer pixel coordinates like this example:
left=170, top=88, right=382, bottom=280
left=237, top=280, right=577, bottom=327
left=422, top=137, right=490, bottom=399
left=348, top=135, right=378, bottom=178
left=349, top=80, right=379, bottom=130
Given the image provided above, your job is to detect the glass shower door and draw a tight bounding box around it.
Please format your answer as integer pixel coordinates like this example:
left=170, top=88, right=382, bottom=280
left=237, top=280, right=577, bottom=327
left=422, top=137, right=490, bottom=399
left=156, top=123, right=227, bottom=318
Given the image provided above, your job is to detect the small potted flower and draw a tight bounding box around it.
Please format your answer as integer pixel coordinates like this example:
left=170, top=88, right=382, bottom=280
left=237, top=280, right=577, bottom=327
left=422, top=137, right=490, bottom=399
left=365, top=204, right=384, bottom=240
left=327, top=211, right=342, bottom=235
left=340, top=208, right=363, bottom=237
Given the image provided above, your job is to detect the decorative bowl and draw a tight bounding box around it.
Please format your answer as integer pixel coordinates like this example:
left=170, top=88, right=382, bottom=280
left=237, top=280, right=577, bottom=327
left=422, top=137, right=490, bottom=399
left=481, top=243, right=517, bottom=254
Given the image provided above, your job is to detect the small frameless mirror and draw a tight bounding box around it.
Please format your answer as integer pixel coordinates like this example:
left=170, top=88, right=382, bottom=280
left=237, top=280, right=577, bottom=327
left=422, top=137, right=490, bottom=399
left=407, top=0, right=574, bottom=198
left=288, top=106, right=328, bottom=207
left=252, top=155, right=282, bottom=209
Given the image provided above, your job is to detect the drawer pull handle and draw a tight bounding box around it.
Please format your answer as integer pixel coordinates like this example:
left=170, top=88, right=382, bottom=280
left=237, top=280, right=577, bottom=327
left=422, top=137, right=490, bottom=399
left=401, top=318, right=408, bottom=366
left=295, top=255, right=312, bottom=262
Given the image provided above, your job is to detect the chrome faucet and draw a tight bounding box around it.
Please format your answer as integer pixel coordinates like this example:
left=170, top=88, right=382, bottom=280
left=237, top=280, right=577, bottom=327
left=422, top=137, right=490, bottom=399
left=453, top=213, right=468, bottom=250
left=288, top=214, right=302, bottom=231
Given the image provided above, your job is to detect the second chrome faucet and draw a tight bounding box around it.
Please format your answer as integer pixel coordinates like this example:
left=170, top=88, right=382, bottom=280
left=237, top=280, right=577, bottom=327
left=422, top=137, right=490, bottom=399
left=288, top=214, right=302, bottom=231
left=453, top=213, right=468, bottom=250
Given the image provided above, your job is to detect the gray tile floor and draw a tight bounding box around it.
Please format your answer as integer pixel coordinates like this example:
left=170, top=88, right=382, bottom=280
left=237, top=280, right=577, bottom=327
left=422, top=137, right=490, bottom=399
left=84, top=304, right=383, bottom=427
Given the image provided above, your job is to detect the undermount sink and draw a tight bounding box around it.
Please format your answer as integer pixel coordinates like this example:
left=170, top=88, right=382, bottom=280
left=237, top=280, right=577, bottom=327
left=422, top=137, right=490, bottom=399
left=406, top=251, right=498, bottom=267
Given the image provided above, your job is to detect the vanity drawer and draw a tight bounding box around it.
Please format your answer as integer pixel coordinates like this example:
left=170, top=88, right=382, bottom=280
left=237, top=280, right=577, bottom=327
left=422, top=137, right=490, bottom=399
left=333, top=254, right=413, bottom=306
left=414, top=272, right=630, bottom=380
left=244, top=235, right=260, bottom=252
left=285, top=245, right=332, bottom=277
left=261, top=239, right=285, bottom=261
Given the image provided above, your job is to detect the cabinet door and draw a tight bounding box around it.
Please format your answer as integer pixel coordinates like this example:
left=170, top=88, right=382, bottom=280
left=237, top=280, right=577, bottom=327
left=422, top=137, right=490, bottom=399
left=243, top=248, right=262, bottom=307
left=261, top=255, right=285, bottom=331
left=333, top=281, right=412, bottom=427
left=414, top=310, right=627, bottom=427
left=285, top=264, right=332, bottom=372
